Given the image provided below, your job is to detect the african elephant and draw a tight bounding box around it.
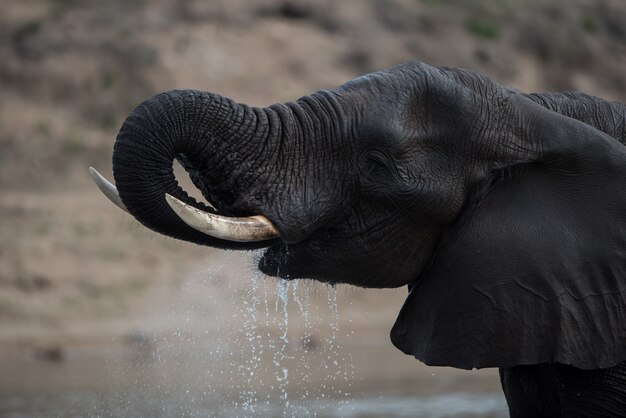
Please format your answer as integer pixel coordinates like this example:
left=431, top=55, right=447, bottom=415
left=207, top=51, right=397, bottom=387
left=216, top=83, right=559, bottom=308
left=91, top=60, right=626, bottom=417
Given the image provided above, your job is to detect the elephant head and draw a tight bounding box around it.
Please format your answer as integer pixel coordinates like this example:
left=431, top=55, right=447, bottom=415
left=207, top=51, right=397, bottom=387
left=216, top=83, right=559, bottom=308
left=93, top=61, right=626, bottom=371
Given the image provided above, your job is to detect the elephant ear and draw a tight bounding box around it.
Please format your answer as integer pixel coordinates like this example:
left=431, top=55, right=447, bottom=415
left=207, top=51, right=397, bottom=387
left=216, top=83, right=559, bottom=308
left=391, top=98, right=626, bottom=370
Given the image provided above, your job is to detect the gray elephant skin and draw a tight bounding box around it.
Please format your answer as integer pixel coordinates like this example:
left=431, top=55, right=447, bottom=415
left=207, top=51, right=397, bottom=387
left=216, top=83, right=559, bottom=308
left=94, top=61, right=626, bottom=417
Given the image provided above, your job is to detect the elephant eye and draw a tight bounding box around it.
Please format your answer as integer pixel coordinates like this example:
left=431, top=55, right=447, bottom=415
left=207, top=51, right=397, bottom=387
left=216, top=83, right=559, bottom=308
left=363, top=150, right=393, bottom=180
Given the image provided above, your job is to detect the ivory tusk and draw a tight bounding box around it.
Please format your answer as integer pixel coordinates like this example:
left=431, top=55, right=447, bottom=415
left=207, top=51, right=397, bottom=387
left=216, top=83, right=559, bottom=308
left=165, top=193, right=279, bottom=242
left=89, top=167, right=129, bottom=213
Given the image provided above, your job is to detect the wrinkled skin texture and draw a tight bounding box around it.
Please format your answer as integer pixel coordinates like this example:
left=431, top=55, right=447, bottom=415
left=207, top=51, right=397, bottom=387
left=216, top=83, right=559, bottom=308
left=114, top=62, right=524, bottom=287
left=110, top=61, right=626, bottom=416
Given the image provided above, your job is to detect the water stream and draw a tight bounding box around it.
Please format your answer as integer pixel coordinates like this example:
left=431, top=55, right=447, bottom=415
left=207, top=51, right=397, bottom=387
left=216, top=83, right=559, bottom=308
left=0, top=253, right=508, bottom=417
left=229, top=269, right=359, bottom=416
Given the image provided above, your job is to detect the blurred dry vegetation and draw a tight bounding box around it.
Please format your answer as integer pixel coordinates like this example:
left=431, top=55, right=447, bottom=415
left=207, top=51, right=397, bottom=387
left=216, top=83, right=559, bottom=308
left=1, top=0, right=625, bottom=348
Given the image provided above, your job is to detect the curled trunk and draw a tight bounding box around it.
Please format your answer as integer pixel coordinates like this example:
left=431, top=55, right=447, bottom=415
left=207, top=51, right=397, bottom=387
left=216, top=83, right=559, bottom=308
left=112, top=90, right=273, bottom=249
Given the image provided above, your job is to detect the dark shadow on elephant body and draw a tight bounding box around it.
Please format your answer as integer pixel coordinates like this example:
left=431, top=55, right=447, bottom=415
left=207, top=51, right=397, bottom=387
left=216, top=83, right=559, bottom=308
left=391, top=111, right=626, bottom=370
left=500, top=361, right=626, bottom=417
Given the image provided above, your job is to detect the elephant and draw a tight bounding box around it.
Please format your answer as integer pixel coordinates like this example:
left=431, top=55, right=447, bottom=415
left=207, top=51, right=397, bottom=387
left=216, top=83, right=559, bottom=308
left=91, top=60, right=626, bottom=417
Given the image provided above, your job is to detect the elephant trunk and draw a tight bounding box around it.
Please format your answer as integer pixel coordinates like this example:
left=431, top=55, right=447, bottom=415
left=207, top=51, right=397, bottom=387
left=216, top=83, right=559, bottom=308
left=112, top=89, right=274, bottom=249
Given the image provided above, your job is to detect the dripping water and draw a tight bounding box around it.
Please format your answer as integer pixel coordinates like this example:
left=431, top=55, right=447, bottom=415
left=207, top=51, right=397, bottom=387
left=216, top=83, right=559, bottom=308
left=0, top=249, right=508, bottom=417
left=239, top=272, right=262, bottom=413
left=217, top=249, right=358, bottom=416
left=274, top=278, right=291, bottom=415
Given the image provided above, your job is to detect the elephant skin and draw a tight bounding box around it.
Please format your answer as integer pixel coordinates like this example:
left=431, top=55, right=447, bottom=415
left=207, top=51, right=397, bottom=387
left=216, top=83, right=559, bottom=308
left=101, top=61, right=626, bottom=416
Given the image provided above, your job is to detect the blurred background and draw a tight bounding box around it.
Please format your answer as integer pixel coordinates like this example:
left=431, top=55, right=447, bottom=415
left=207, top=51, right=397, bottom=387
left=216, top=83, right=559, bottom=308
left=1, top=0, right=625, bottom=416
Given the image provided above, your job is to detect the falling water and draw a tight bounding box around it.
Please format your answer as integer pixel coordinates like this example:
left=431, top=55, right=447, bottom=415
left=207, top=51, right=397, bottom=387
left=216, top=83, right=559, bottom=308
left=0, top=250, right=509, bottom=417
left=316, top=284, right=355, bottom=414
left=292, top=278, right=313, bottom=406
left=239, top=272, right=261, bottom=413
left=143, top=250, right=361, bottom=416
left=210, top=249, right=359, bottom=416
left=274, top=278, right=291, bottom=415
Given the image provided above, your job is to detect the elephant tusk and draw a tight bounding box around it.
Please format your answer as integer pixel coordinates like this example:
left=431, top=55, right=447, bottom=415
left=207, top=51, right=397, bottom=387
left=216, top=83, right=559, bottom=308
left=89, top=167, right=129, bottom=213
left=165, top=194, right=280, bottom=242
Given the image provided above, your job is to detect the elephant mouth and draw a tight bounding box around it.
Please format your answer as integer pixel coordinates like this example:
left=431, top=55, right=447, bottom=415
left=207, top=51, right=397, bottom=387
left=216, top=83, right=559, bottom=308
left=91, top=168, right=317, bottom=279
left=257, top=241, right=313, bottom=280
left=164, top=193, right=316, bottom=279
left=256, top=242, right=286, bottom=276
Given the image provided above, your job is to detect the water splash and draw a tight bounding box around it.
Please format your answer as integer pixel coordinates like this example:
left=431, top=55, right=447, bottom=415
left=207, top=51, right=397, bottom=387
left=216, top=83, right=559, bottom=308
left=292, top=279, right=312, bottom=397
left=274, top=278, right=291, bottom=416
left=328, top=285, right=339, bottom=339
left=239, top=272, right=262, bottom=413
left=23, top=251, right=506, bottom=418
left=315, top=284, right=354, bottom=414
left=183, top=251, right=358, bottom=416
